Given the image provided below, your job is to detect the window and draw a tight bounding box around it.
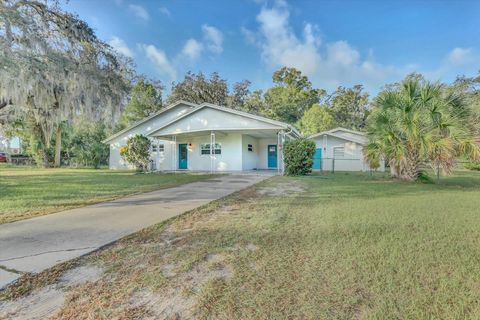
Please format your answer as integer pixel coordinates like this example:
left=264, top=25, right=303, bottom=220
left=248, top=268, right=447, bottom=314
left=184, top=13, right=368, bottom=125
left=333, top=146, right=345, bottom=158
left=200, top=143, right=221, bottom=155
left=152, top=144, right=165, bottom=153
left=247, top=144, right=253, bottom=152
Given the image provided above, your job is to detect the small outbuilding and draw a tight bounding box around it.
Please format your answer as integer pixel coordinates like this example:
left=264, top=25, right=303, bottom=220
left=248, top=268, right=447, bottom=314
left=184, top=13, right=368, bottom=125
left=309, top=127, right=385, bottom=172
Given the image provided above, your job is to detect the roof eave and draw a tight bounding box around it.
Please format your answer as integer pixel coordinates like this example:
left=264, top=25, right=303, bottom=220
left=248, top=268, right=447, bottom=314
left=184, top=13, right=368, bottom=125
left=102, top=100, right=199, bottom=144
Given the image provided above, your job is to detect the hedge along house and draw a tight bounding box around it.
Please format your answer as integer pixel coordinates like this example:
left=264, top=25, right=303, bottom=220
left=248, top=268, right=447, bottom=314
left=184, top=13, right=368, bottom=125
left=309, top=127, right=385, bottom=172
left=104, top=100, right=300, bottom=173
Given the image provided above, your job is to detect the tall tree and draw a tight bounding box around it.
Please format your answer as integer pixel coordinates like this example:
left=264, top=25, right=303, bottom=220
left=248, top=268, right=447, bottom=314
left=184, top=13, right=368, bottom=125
left=297, top=104, right=336, bottom=136
left=451, top=72, right=480, bottom=137
left=167, top=71, right=254, bottom=110
left=241, top=90, right=267, bottom=115
left=364, top=77, right=480, bottom=181
left=264, top=67, right=325, bottom=124
left=120, top=79, right=163, bottom=128
left=167, top=72, right=229, bottom=106
left=227, top=80, right=251, bottom=110
left=0, top=0, right=132, bottom=167
left=329, top=85, right=369, bottom=130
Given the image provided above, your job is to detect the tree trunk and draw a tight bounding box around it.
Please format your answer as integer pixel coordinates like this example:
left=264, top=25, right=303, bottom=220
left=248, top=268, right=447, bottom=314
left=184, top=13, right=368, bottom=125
left=54, top=126, right=62, bottom=167
left=399, top=149, right=420, bottom=181
left=42, top=150, right=49, bottom=168
left=388, top=159, right=399, bottom=178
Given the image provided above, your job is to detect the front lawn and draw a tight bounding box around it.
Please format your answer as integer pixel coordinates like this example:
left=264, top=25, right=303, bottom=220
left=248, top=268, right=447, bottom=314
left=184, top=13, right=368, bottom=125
left=0, top=165, right=215, bottom=224
left=3, top=171, right=480, bottom=319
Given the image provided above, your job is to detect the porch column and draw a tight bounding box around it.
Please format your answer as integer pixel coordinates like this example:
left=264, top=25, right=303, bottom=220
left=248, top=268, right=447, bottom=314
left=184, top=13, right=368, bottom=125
left=210, top=131, right=216, bottom=174
left=155, top=138, right=160, bottom=172
left=277, top=131, right=285, bottom=175
left=171, top=135, right=177, bottom=172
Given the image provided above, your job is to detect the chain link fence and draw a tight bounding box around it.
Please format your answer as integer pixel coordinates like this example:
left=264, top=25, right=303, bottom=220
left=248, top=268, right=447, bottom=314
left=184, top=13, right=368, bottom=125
left=312, top=158, right=480, bottom=178
left=313, top=157, right=383, bottom=173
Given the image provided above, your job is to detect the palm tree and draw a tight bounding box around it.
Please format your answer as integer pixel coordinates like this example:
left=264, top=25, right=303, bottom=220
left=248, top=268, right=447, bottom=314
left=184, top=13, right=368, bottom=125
left=364, top=77, right=480, bottom=181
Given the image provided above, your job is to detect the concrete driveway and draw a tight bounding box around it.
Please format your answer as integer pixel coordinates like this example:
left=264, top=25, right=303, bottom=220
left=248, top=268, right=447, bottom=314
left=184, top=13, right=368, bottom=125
left=0, top=174, right=270, bottom=288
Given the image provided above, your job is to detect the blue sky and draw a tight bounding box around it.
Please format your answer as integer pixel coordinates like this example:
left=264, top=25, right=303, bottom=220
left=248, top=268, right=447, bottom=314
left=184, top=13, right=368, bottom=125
left=64, top=0, right=480, bottom=94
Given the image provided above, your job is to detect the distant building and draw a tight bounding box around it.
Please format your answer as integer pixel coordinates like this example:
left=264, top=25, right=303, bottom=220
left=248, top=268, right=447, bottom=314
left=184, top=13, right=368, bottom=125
left=0, top=135, right=22, bottom=154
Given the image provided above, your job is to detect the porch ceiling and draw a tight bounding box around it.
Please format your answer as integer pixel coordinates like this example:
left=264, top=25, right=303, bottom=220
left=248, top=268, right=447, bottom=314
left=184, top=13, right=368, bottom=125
left=152, top=129, right=281, bottom=140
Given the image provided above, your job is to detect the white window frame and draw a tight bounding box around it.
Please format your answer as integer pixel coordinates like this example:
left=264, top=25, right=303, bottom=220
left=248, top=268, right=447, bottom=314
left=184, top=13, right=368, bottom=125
left=159, top=144, right=165, bottom=153
left=333, top=146, right=345, bottom=159
left=200, top=143, right=221, bottom=155
left=247, top=144, right=253, bottom=152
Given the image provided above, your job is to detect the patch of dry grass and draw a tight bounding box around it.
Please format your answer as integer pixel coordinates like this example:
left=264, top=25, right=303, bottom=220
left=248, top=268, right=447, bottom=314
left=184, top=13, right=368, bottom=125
left=3, top=171, right=480, bottom=319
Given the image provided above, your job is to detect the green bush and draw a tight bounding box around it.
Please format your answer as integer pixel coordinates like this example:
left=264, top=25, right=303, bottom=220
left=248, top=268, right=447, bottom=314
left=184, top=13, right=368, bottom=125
left=465, top=162, right=480, bottom=171
left=69, top=123, right=109, bottom=168
left=120, top=135, right=151, bottom=171
left=283, top=138, right=316, bottom=176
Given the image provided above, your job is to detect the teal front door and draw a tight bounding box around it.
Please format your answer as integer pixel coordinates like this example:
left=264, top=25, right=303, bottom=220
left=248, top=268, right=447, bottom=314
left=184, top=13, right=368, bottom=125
left=178, top=144, right=188, bottom=169
left=267, top=145, right=277, bottom=168
left=313, top=148, right=322, bottom=170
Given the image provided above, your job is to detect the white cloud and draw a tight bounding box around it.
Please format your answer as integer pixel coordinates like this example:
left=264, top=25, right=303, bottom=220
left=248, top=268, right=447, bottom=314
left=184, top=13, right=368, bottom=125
left=181, top=38, right=204, bottom=61
left=178, top=25, right=223, bottom=62
left=139, top=25, right=224, bottom=82
left=244, top=3, right=480, bottom=91
left=202, top=24, right=224, bottom=54
left=326, top=41, right=360, bottom=66
left=109, top=36, right=134, bottom=58
left=424, top=47, right=479, bottom=80
left=252, top=4, right=321, bottom=75
left=242, top=3, right=416, bottom=91
left=447, top=47, right=473, bottom=65
left=129, top=4, right=150, bottom=21
left=141, top=44, right=176, bottom=80
left=159, top=7, right=171, bottom=16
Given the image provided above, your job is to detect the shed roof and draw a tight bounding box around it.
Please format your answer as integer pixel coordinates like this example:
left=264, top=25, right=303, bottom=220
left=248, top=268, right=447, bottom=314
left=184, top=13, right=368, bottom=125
left=309, top=127, right=368, bottom=145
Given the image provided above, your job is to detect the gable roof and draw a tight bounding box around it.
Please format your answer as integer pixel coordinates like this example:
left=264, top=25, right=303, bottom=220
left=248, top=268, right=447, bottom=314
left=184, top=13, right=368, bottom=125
left=147, top=102, right=301, bottom=138
left=309, top=127, right=367, bottom=145
left=103, top=100, right=198, bottom=143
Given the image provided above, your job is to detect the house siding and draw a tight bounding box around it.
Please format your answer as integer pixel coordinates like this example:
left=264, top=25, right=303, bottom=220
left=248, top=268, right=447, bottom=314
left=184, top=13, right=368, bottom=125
left=241, top=134, right=259, bottom=170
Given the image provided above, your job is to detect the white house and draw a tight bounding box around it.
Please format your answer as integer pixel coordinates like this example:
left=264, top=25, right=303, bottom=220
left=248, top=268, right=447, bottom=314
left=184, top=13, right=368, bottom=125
left=309, top=127, right=385, bottom=172
left=104, top=100, right=300, bottom=173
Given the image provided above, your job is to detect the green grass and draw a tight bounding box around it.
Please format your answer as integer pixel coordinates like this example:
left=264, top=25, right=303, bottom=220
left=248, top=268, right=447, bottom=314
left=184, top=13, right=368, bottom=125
left=4, top=170, right=480, bottom=319
left=0, top=165, right=215, bottom=224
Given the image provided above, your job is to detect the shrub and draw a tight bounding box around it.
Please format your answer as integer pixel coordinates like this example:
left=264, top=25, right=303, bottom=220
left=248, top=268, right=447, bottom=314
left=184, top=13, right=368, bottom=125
left=120, top=135, right=151, bottom=171
left=283, top=138, right=316, bottom=176
left=465, top=162, right=480, bottom=171
left=69, top=123, right=109, bottom=168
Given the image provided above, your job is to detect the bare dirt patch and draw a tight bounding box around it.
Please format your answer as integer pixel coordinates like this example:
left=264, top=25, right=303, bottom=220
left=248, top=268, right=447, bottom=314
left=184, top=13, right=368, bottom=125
left=59, top=265, right=103, bottom=287
left=0, top=265, right=103, bottom=320
left=128, top=253, right=232, bottom=319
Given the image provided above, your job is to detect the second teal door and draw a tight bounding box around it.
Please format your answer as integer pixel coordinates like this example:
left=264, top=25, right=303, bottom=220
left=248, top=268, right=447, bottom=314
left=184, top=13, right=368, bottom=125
left=268, top=145, right=277, bottom=168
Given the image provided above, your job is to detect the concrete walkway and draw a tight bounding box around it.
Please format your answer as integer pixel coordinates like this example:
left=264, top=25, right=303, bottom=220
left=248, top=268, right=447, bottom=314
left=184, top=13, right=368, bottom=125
left=0, top=174, right=270, bottom=288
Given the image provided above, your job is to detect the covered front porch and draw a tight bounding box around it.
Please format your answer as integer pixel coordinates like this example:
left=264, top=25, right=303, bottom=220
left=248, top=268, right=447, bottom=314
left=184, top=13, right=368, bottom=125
left=150, top=129, right=287, bottom=173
